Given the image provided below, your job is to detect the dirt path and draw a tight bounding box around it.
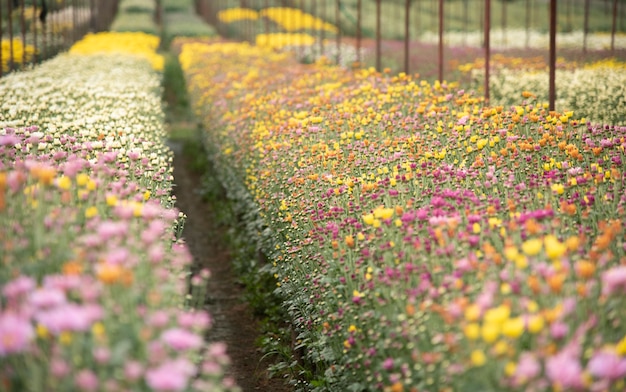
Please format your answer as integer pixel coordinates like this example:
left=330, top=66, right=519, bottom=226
left=169, top=139, right=292, bottom=392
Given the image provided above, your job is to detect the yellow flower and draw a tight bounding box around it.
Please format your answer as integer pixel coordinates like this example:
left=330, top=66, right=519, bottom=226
left=470, top=349, right=487, bottom=366
left=527, top=315, right=545, bottom=334
left=464, top=304, right=481, bottom=322
left=85, top=206, right=98, bottom=218
left=362, top=214, right=375, bottom=225
left=374, top=207, right=394, bottom=220
left=484, top=305, right=510, bottom=325
left=56, top=176, right=72, bottom=190
left=551, top=183, right=565, bottom=195
left=76, top=173, right=89, bottom=186
left=502, top=317, right=525, bottom=338
left=544, top=235, right=566, bottom=260
left=482, top=323, right=500, bottom=343
left=464, top=323, right=480, bottom=340
left=505, top=361, right=517, bottom=376
left=522, top=238, right=542, bottom=256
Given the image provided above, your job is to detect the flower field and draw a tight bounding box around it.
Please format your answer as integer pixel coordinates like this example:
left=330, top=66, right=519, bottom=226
left=178, top=38, right=626, bottom=391
left=0, top=32, right=237, bottom=391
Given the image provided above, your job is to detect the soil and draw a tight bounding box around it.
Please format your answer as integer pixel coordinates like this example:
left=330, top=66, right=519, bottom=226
left=169, top=139, right=293, bottom=392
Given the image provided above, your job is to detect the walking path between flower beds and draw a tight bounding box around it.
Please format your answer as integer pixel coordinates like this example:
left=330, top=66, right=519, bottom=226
left=168, top=137, right=292, bottom=392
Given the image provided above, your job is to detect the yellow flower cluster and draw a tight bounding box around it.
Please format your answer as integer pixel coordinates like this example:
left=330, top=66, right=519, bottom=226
left=255, top=33, right=316, bottom=49
left=260, top=7, right=338, bottom=33
left=69, top=32, right=164, bottom=71
left=217, top=7, right=259, bottom=23
left=1, top=39, right=37, bottom=72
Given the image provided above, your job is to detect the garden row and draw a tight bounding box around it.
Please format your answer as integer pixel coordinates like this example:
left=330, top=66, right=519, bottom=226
left=112, top=0, right=216, bottom=48
left=0, top=32, right=237, bottom=391
left=177, top=38, right=626, bottom=391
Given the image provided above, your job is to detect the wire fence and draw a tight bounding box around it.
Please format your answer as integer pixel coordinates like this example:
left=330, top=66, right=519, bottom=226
left=0, top=0, right=119, bottom=77
left=195, top=0, right=625, bottom=110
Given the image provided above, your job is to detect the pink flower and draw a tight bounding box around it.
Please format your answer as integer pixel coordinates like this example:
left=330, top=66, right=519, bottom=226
left=145, top=359, right=194, bottom=391
left=75, top=369, right=98, bottom=391
left=601, top=266, right=626, bottom=296
left=0, top=312, right=34, bottom=356
left=513, top=353, right=541, bottom=384
left=161, top=328, right=203, bottom=351
left=587, top=351, right=626, bottom=381
left=124, top=360, right=144, bottom=381
left=2, top=276, right=36, bottom=299
left=29, top=287, right=66, bottom=308
left=546, top=352, right=584, bottom=389
left=36, top=304, right=102, bottom=334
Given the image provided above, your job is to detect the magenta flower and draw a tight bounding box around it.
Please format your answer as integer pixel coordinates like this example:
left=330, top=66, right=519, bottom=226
left=161, top=328, right=203, bottom=351
left=587, top=350, right=626, bottom=381
left=0, top=312, right=34, bottom=356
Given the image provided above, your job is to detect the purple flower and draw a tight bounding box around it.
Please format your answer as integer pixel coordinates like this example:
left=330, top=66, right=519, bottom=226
left=161, top=328, right=203, bottom=351
left=0, top=312, right=34, bottom=356
left=587, top=351, right=626, bottom=381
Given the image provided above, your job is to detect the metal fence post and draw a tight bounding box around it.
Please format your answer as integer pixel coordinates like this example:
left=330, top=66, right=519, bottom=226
left=404, top=0, right=410, bottom=75
left=375, top=0, right=380, bottom=71
left=356, top=0, right=361, bottom=65
left=549, top=0, right=556, bottom=111
left=484, top=0, right=490, bottom=103
left=438, top=0, right=443, bottom=81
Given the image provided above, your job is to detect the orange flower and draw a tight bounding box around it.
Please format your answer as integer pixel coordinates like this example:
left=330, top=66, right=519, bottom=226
left=62, top=260, right=83, bottom=276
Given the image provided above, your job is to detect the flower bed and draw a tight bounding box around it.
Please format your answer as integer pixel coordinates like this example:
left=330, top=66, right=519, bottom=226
left=461, top=57, right=626, bottom=126
left=179, top=39, right=626, bottom=391
left=0, top=33, right=237, bottom=391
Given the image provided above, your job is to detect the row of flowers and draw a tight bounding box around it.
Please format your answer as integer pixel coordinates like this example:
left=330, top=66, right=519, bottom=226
left=0, top=32, right=237, bottom=391
left=217, top=7, right=337, bottom=34
left=177, top=38, right=626, bottom=391
left=460, top=56, right=626, bottom=126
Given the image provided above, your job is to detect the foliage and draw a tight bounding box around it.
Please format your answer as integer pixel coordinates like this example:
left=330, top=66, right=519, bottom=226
left=180, top=39, right=626, bottom=391
left=163, top=12, right=217, bottom=48
left=110, top=12, right=159, bottom=37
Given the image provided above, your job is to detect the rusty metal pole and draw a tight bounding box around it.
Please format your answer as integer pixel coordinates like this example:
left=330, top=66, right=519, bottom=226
left=0, top=1, right=3, bottom=77
left=484, top=0, right=490, bottom=103
left=438, top=0, right=443, bottom=81
left=583, top=0, right=590, bottom=54
left=33, top=0, right=37, bottom=65
left=20, top=0, right=26, bottom=69
left=611, top=0, right=618, bottom=55
left=501, top=0, right=506, bottom=46
left=404, top=0, right=410, bottom=74
left=7, top=0, right=14, bottom=72
left=320, top=0, right=325, bottom=57
left=525, top=0, right=530, bottom=48
left=549, top=0, right=556, bottom=111
left=375, top=0, right=381, bottom=71
left=356, top=0, right=361, bottom=65
left=336, top=0, right=341, bottom=65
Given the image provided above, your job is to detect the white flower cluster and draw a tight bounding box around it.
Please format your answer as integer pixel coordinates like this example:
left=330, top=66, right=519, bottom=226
left=0, top=53, right=169, bottom=180
left=420, top=29, right=626, bottom=50
left=470, top=65, right=626, bottom=125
